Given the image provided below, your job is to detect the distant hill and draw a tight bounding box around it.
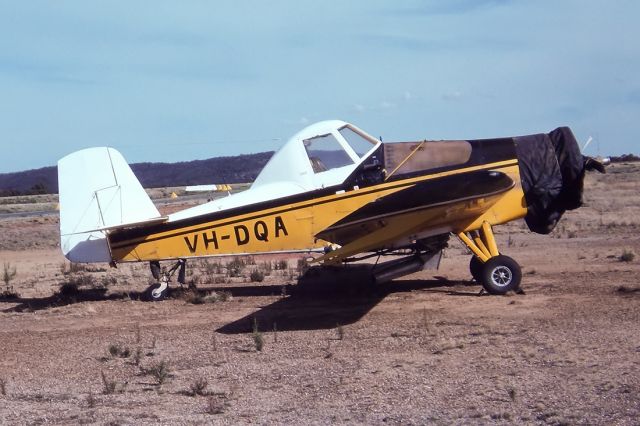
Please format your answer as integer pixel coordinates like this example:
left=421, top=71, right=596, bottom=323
left=0, top=151, right=274, bottom=196
left=610, top=153, right=640, bottom=163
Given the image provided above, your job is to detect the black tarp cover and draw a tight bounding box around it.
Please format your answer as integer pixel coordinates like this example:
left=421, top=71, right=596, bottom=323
left=514, top=127, right=587, bottom=234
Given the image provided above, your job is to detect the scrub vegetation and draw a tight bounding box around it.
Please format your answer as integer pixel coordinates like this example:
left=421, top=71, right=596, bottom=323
left=0, top=162, right=639, bottom=423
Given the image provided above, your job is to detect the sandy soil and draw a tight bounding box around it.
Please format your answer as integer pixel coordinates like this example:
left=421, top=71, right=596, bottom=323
left=0, top=164, right=639, bottom=425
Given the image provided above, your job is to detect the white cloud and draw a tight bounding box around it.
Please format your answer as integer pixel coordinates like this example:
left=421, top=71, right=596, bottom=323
left=442, top=91, right=463, bottom=101
left=1, top=1, right=640, bottom=172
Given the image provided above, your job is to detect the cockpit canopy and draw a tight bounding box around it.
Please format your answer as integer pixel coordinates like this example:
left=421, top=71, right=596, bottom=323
left=169, top=120, right=380, bottom=221
left=252, top=120, right=380, bottom=191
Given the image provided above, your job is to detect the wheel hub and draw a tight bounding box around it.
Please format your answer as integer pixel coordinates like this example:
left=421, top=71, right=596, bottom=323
left=491, top=266, right=512, bottom=287
left=151, top=280, right=169, bottom=299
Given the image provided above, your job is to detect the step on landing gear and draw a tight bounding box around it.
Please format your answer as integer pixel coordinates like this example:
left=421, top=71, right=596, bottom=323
left=145, top=259, right=187, bottom=301
left=458, top=222, right=522, bottom=295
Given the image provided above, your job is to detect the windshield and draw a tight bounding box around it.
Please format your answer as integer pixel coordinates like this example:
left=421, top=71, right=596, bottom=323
left=303, top=133, right=354, bottom=173
left=339, top=126, right=377, bottom=157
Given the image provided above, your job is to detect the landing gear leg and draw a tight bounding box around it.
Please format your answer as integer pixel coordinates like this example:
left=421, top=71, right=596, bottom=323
left=144, top=259, right=187, bottom=301
left=457, top=222, right=522, bottom=295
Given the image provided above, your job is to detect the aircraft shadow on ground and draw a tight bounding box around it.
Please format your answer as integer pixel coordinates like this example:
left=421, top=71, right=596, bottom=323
left=0, top=288, right=144, bottom=313
left=215, top=267, right=480, bottom=334
left=0, top=267, right=481, bottom=327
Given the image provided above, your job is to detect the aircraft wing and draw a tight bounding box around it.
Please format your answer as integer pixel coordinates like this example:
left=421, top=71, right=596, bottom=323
left=314, top=169, right=515, bottom=264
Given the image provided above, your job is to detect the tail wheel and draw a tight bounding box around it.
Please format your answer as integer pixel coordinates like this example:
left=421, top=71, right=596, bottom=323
left=480, top=255, right=522, bottom=295
left=145, top=282, right=168, bottom=301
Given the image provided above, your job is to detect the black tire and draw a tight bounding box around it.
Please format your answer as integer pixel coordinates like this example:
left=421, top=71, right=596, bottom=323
left=145, top=283, right=168, bottom=301
left=469, top=256, right=483, bottom=282
left=479, top=255, right=522, bottom=295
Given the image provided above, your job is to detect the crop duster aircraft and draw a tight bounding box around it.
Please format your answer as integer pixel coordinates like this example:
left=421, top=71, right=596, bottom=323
left=58, top=120, right=605, bottom=300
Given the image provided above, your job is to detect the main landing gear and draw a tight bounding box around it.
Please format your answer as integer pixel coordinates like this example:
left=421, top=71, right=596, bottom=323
left=458, top=222, right=522, bottom=295
left=145, top=259, right=187, bottom=301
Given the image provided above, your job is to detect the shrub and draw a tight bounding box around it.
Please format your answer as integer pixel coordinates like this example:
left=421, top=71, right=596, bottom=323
left=252, top=318, right=264, bottom=352
left=202, top=291, right=231, bottom=303
left=227, top=257, right=246, bottom=277
left=2, top=262, right=16, bottom=288
left=259, top=261, right=272, bottom=275
left=57, top=273, right=100, bottom=297
left=181, top=289, right=205, bottom=304
left=108, top=344, right=131, bottom=358
left=296, top=258, right=309, bottom=276
left=620, top=250, right=635, bottom=262
left=100, top=276, right=118, bottom=287
left=250, top=270, right=265, bottom=282
left=147, top=360, right=170, bottom=385
left=100, top=371, right=117, bottom=395
left=206, top=396, right=226, bottom=414
left=59, top=282, right=80, bottom=297
left=189, top=377, right=208, bottom=396
left=133, top=347, right=142, bottom=365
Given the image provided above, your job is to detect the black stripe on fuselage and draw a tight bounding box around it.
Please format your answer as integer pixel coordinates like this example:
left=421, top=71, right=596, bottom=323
left=322, top=169, right=514, bottom=232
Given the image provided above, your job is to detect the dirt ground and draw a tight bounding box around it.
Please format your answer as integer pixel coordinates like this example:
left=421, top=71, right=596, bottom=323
left=0, top=164, right=639, bottom=425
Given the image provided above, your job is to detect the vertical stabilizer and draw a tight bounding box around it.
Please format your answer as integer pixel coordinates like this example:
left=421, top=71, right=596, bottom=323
left=58, top=147, right=160, bottom=263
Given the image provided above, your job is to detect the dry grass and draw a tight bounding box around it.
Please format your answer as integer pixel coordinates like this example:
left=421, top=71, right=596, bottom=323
left=252, top=318, right=264, bottom=352
left=205, top=396, right=226, bottom=415
left=100, top=371, right=117, bottom=395
left=188, top=378, right=209, bottom=397
left=145, top=360, right=170, bottom=386
left=1, top=163, right=639, bottom=423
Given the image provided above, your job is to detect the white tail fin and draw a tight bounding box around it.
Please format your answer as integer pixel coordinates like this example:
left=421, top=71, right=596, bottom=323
left=58, top=147, right=161, bottom=263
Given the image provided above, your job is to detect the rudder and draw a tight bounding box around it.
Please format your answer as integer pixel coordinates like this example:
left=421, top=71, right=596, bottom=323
left=58, top=147, right=161, bottom=263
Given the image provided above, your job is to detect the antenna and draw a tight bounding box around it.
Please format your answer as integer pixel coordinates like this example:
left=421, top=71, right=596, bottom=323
left=582, top=136, right=593, bottom=152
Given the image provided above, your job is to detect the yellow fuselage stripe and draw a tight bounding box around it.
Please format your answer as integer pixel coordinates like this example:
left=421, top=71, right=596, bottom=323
left=110, top=160, right=522, bottom=262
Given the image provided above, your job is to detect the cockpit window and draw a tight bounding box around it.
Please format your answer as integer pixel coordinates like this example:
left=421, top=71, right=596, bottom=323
left=303, top=133, right=354, bottom=173
left=339, top=126, right=377, bottom=157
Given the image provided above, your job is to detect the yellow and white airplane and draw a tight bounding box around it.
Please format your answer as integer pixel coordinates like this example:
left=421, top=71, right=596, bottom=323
left=58, top=120, right=604, bottom=300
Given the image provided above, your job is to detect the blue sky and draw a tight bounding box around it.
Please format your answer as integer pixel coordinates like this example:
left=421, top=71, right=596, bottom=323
left=1, top=1, right=638, bottom=173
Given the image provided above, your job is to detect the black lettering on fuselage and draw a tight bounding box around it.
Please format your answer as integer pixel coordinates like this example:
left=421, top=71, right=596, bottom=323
left=254, top=221, right=269, bottom=241
left=274, top=216, right=288, bottom=237
left=203, top=231, right=219, bottom=250
left=234, top=225, right=250, bottom=245
left=184, top=235, right=198, bottom=253
left=185, top=217, right=288, bottom=252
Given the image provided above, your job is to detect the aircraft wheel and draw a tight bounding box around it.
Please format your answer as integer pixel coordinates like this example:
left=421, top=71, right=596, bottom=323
left=145, top=282, right=168, bottom=301
left=469, top=256, right=483, bottom=282
left=479, top=255, right=521, bottom=295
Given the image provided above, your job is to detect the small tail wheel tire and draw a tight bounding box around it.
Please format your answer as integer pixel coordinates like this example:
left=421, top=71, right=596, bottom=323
left=145, top=283, right=168, bottom=301
left=480, top=255, right=522, bottom=295
left=469, top=256, right=483, bottom=282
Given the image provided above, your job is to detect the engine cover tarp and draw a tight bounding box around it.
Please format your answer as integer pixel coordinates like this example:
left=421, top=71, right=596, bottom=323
left=514, top=127, right=587, bottom=234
